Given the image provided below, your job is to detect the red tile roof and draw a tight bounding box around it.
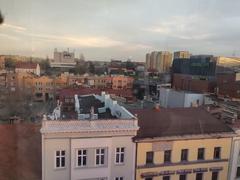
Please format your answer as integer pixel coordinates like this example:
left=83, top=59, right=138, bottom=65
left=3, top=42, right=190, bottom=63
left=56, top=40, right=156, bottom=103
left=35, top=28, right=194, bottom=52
left=57, top=87, right=133, bottom=100
left=15, top=61, right=38, bottom=69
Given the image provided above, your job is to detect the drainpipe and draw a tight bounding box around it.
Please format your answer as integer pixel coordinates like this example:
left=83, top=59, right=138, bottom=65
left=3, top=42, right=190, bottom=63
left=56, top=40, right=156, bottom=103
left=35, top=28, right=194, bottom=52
left=134, top=142, right=138, bottom=180
left=69, top=138, right=72, bottom=180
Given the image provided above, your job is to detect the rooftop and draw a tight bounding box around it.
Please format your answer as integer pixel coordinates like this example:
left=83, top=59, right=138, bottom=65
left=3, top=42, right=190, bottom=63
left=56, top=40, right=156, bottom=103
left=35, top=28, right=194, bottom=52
left=15, top=61, right=38, bottom=69
left=77, top=95, right=116, bottom=119
left=131, top=107, right=234, bottom=140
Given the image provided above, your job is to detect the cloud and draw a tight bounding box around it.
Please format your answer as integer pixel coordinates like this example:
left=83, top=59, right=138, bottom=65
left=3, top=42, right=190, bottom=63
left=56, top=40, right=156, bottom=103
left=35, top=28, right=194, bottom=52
left=143, top=26, right=171, bottom=34
left=2, top=23, right=27, bottom=31
left=0, top=33, right=20, bottom=40
left=142, top=15, right=212, bottom=41
left=30, top=33, right=124, bottom=47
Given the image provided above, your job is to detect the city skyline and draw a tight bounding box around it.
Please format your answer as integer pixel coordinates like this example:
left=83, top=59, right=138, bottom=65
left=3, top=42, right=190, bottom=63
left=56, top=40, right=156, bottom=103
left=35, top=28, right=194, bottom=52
left=1, top=0, right=240, bottom=61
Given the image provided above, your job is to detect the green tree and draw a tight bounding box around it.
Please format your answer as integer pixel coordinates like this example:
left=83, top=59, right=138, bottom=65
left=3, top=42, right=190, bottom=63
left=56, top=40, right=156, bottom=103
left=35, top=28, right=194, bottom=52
left=5, top=58, right=16, bottom=69
left=88, top=62, right=95, bottom=74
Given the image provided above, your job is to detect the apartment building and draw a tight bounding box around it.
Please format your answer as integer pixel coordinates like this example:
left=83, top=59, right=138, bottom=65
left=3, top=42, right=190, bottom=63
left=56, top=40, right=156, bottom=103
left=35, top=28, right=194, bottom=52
left=132, top=108, right=235, bottom=180
left=156, top=51, right=173, bottom=73
left=6, top=71, right=18, bottom=92
left=174, top=51, right=190, bottom=59
left=41, top=92, right=139, bottom=180
left=15, top=61, right=40, bottom=76
left=112, top=75, right=133, bottom=90
left=0, top=56, right=5, bottom=70
left=50, top=49, right=76, bottom=68
left=146, top=53, right=151, bottom=70
left=172, top=74, right=216, bottom=93
left=146, top=51, right=173, bottom=73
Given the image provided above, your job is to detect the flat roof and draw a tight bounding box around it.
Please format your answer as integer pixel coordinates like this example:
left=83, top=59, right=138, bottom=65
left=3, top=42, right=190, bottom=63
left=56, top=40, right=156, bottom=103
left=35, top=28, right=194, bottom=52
left=77, top=95, right=116, bottom=119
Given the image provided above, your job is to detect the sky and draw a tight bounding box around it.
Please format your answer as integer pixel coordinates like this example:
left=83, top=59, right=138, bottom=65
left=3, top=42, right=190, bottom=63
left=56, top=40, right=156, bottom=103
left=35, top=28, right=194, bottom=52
left=0, top=0, right=240, bottom=61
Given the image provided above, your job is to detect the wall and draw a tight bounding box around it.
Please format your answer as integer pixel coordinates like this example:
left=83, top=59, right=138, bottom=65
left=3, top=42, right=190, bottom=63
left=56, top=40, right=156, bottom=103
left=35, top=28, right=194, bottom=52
left=136, top=137, right=232, bottom=180
left=42, top=138, right=70, bottom=180
left=159, top=88, right=204, bottom=108
left=42, top=135, right=136, bottom=180
left=229, top=135, right=240, bottom=180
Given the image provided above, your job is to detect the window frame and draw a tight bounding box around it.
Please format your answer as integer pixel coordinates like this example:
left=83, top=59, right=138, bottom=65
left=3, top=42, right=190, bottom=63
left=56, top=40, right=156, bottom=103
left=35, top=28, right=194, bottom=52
left=95, top=148, right=105, bottom=166
left=55, top=150, right=65, bottom=169
left=196, top=172, right=203, bottom=180
left=76, top=149, right=87, bottom=167
left=115, top=147, right=125, bottom=165
left=197, top=148, right=205, bottom=160
left=211, top=171, right=219, bottom=180
left=146, top=151, right=154, bottom=164
left=236, top=166, right=240, bottom=178
left=179, top=174, right=187, bottom=180
left=115, top=177, right=124, bottom=180
left=213, top=147, right=221, bottom=159
left=163, top=175, right=170, bottom=180
left=181, top=149, right=188, bottom=162
left=164, top=150, right=172, bottom=163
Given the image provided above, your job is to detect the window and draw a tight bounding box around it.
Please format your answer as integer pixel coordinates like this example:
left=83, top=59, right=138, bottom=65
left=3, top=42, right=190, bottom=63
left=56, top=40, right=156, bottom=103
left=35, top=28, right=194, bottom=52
left=196, top=173, right=203, bottom=180
left=214, top=147, right=221, bottom=159
left=163, top=176, right=170, bottom=180
left=212, top=172, right=218, bottom=180
left=164, top=150, right=171, bottom=163
left=115, top=147, right=125, bottom=164
left=181, top=149, right=188, bottom=161
left=237, top=167, right=240, bottom=178
left=77, top=149, right=87, bottom=167
left=146, top=151, right=154, bottom=164
left=179, top=174, right=186, bottom=180
left=197, top=148, right=205, bottom=160
left=115, top=177, right=123, bottom=180
left=96, top=148, right=105, bottom=166
left=55, top=150, right=65, bottom=168
left=145, top=178, right=152, bottom=180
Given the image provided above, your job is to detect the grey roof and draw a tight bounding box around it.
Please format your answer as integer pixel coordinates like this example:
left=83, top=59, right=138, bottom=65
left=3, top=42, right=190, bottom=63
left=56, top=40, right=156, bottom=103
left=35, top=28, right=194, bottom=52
left=131, top=107, right=234, bottom=140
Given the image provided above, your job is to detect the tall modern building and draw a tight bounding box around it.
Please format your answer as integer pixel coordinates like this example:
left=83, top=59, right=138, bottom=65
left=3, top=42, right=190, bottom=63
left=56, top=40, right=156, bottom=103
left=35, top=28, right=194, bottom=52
left=174, top=51, right=190, bottom=59
left=41, top=92, right=139, bottom=180
left=0, top=56, right=5, bottom=70
left=156, top=51, right=173, bottom=73
left=50, top=49, right=76, bottom=68
left=145, top=53, right=151, bottom=70
left=150, top=51, right=158, bottom=70
left=146, top=51, right=173, bottom=73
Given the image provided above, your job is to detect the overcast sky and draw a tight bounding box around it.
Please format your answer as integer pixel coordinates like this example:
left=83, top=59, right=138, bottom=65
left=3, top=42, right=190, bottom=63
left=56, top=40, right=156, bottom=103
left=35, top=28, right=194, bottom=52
left=0, top=0, right=240, bottom=61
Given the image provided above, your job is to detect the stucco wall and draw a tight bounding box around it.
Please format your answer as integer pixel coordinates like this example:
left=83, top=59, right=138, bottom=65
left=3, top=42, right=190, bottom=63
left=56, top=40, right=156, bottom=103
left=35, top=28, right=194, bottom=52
left=136, top=138, right=232, bottom=180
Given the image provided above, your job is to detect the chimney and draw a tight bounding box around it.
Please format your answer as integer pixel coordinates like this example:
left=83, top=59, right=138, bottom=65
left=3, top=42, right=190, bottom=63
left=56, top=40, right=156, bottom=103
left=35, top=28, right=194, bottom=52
left=154, top=103, right=160, bottom=111
left=207, top=106, right=210, bottom=112
left=90, top=106, right=95, bottom=119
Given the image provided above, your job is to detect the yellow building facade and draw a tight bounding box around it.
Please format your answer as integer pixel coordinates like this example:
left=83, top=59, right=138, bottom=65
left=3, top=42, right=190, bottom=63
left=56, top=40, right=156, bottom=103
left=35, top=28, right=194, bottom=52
left=132, top=108, right=235, bottom=180
left=136, top=137, right=233, bottom=180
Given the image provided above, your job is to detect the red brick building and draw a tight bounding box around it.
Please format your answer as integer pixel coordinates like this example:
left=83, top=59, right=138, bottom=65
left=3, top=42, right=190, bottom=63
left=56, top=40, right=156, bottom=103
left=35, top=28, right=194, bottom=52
left=172, top=73, right=216, bottom=93
left=217, top=73, right=240, bottom=99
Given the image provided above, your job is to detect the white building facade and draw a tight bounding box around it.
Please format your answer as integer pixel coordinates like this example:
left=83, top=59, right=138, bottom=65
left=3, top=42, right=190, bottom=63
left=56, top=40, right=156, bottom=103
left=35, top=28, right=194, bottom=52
left=50, top=49, right=76, bottom=68
left=159, top=88, right=204, bottom=108
left=15, top=63, right=40, bottom=76
left=229, top=129, right=240, bottom=180
left=41, top=92, right=139, bottom=180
